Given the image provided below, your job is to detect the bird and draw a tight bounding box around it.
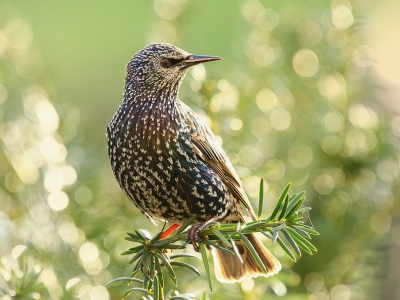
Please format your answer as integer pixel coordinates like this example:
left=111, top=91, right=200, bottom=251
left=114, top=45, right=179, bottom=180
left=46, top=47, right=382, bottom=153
left=106, top=43, right=281, bottom=283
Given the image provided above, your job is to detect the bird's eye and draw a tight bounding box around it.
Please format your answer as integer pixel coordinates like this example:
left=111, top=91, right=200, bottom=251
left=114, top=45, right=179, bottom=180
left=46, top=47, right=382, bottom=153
left=160, top=58, right=172, bottom=68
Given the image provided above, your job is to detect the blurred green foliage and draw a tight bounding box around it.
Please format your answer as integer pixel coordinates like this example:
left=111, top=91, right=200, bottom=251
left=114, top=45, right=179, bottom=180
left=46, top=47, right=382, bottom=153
left=106, top=184, right=318, bottom=299
left=1, top=0, right=399, bottom=299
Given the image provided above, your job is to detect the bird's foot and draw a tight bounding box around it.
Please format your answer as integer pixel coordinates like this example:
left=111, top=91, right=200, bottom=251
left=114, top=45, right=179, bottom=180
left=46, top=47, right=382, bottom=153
left=185, top=217, right=219, bottom=252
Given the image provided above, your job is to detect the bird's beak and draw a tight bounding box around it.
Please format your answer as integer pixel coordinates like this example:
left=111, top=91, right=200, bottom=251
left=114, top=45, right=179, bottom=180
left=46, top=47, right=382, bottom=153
left=181, top=55, right=222, bottom=67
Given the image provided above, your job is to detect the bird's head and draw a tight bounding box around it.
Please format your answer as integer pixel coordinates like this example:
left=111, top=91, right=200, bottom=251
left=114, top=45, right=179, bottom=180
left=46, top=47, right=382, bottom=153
left=125, top=43, right=221, bottom=98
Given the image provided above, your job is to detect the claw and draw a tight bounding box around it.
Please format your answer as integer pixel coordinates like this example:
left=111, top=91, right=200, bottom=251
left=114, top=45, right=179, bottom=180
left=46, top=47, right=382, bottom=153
left=185, top=217, right=219, bottom=252
left=186, top=224, right=202, bottom=251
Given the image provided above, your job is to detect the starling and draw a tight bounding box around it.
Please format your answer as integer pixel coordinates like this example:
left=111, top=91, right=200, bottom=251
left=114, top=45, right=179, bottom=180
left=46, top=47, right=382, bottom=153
left=106, top=43, right=281, bottom=282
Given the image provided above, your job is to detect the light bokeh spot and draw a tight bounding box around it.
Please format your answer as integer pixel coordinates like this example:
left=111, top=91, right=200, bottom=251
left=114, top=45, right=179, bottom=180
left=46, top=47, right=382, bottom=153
left=256, top=88, right=278, bottom=112
left=348, top=104, right=378, bottom=130
left=79, top=241, right=99, bottom=264
left=40, top=268, right=59, bottom=291
left=66, top=278, right=81, bottom=291
left=314, top=173, right=335, bottom=195
left=241, top=278, right=255, bottom=291
left=47, top=191, right=69, bottom=211
left=75, top=187, right=93, bottom=206
left=241, top=0, right=264, bottom=23
left=330, top=284, right=352, bottom=300
left=230, top=118, right=243, bottom=130
left=11, top=153, right=39, bottom=184
left=190, top=64, right=206, bottom=82
left=154, top=0, right=186, bottom=20
left=253, top=44, right=276, bottom=67
left=318, top=73, right=347, bottom=108
left=370, top=211, right=391, bottom=234
left=89, top=286, right=109, bottom=300
left=257, top=8, right=279, bottom=30
left=293, top=49, right=319, bottom=77
left=332, top=5, right=354, bottom=29
left=270, top=280, right=287, bottom=296
left=289, top=144, right=313, bottom=168
left=323, top=111, right=344, bottom=133
left=11, top=245, right=27, bottom=260
left=270, top=108, right=291, bottom=131
left=209, top=81, right=239, bottom=112
left=60, top=165, right=77, bottom=186
left=377, top=159, right=399, bottom=183
left=4, top=19, right=33, bottom=50
left=35, top=97, right=60, bottom=133
left=44, top=172, right=63, bottom=192
left=147, top=21, right=177, bottom=44
left=39, top=137, right=67, bottom=163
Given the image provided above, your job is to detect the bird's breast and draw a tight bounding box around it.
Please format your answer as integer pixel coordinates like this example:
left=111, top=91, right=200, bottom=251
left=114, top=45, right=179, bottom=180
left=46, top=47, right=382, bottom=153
left=106, top=99, right=234, bottom=224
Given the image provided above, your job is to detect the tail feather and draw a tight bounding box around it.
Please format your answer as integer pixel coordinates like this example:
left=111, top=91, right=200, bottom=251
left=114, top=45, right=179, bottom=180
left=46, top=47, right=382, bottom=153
left=211, top=233, right=281, bottom=283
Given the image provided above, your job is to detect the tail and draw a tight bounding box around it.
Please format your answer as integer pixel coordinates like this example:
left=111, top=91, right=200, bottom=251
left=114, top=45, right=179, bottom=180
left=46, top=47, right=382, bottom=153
left=211, top=233, right=281, bottom=283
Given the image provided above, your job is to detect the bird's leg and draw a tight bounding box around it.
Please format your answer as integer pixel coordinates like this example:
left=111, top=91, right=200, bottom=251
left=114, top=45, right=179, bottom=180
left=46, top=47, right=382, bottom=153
left=159, top=223, right=181, bottom=240
left=186, top=217, right=220, bottom=252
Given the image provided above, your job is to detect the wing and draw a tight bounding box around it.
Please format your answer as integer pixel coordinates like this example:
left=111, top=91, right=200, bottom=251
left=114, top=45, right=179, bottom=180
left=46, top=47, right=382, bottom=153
left=181, top=103, right=257, bottom=221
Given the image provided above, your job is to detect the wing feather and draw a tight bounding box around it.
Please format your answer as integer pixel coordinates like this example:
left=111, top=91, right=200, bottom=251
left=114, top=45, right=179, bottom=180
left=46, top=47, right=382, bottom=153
left=182, top=104, right=256, bottom=220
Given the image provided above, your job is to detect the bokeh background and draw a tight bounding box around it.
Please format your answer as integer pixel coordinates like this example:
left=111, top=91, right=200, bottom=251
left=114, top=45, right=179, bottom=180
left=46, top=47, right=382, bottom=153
left=1, top=0, right=400, bottom=299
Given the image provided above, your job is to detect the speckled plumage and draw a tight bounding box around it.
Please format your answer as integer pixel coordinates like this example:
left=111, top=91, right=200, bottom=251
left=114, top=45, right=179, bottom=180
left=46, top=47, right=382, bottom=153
left=107, top=43, right=281, bottom=282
